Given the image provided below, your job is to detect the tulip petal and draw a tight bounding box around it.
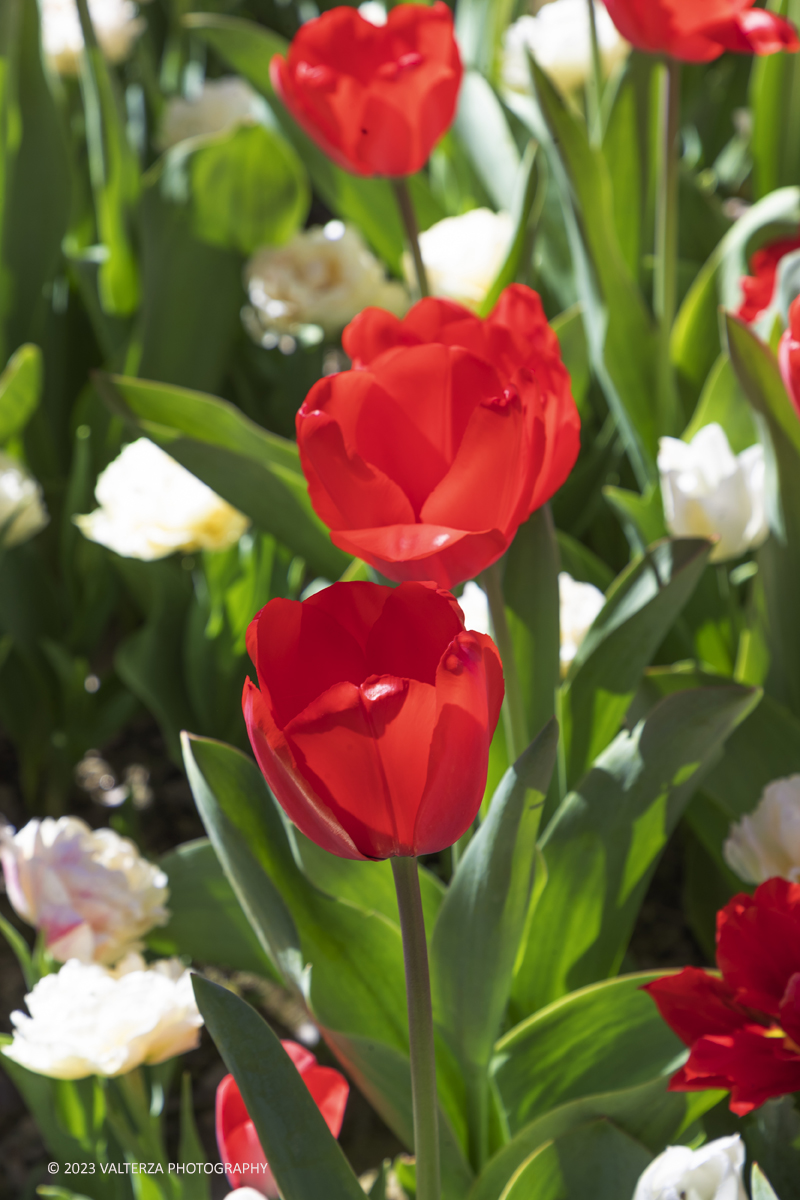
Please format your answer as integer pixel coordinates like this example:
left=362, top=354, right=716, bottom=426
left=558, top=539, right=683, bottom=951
left=330, top=523, right=507, bottom=589
left=412, top=631, right=504, bottom=854
left=284, top=676, right=437, bottom=858
left=342, top=307, right=421, bottom=367
left=703, top=8, right=800, bottom=54
left=250, top=599, right=367, bottom=728
left=365, top=581, right=465, bottom=684
left=642, top=968, right=747, bottom=1044
left=677, top=1027, right=800, bottom=1116
left=243, top=679, right=367, bottom=860
left=304, top=580, right=391, bottom=656
left=716, top=880, right=800, bottom=1017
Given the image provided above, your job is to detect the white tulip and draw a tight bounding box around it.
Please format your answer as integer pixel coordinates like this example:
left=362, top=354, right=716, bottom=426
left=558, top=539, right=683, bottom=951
left=658, top=425, right=768, bottom=564
left=408, top=209, right=514, bottom=309
left=503, top=0, right=630, bottom=96
left=74, top=438, right=249, bottom=561
left=358, top=2, right=387, bottom=26
left=0, top=452, right=49, bottom=547
left=559, top=571, right=605, bottom=675
left=40, top=0, right=144, bottom=76
left=157, top=78, right=267, bottom=151
left=2, top=955, right=202, bottom=1079
left=0, top=816, right=169, bottom=965
left=244, top=222, right=408, bottom=342
left=633, top=1135, right=747, bottom=1200
left=724, top=775, right=800, bottom=884
left=224, top=1193, right=268, bottom=1200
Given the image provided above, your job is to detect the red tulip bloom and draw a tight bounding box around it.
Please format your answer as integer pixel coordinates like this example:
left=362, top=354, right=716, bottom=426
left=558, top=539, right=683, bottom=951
left=242, top=580, right=504, bottom=860
left=270, top=3, right=462, bottom=178
left=216, top=1041, right=349, bottom=1196
left=604, top=0, right=799, bottom=61
left=644, top=879, right=800, bottom=1116
left=737, top=232, right=800, bottom=324
left=778, top=296, right=800, bottom=418
left=296, top=286, right=580, bottom=590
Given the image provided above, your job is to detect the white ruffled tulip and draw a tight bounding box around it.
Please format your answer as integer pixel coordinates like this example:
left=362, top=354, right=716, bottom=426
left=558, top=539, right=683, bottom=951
left=455, top=574, right=605, bottom=676
left=41, top=0, right=144, bottom=75
left=0, top=452, right=49, bottom=547
left=158, top=78, right=267, bottom=151
left=2, top=955, right=202, bottom=1079
left=633, top=1135, right=746, bottom=1200
left=724, top=775, right=800, bottom=884
left=244, top=222, right=408, bottom=342
left=503, top=0, right=630, bottom=96
left=74, top=438, right=249, bottom=560
left=0, top=816, right=169, bottom=965
left=409, top=209, right=514, bottom=309
left=559, top=571, right=605, bottom=675
left=658, top=425, right=768, bottom=563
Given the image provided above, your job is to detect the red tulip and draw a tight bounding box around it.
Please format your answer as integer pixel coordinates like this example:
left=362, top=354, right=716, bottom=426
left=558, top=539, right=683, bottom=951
left=296, top=286, right=580, bottom=590
left=779, top=296, right=800, bottom=418
left=643, top=878, right=800, bottom=1115
left=242, top=580, right=504, bottom=860
left=270, top=3, right=462, bottom=178
left=737, top=232, right=800, bottom=324
left=604, top=0, right=799, bottom=61
left=216, top=1041, right=349, bottom=1196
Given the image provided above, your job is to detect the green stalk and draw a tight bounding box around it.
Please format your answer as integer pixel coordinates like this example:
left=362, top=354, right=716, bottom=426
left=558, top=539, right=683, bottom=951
left=585, top=0, right=604, bottom=147
left=392, top=178, right=429, bottom=298
left=482, top=560, right=528, bottom=762
left=653, top=57, right=682, bottom=436
left=391, top=856, right=440, bottom=1200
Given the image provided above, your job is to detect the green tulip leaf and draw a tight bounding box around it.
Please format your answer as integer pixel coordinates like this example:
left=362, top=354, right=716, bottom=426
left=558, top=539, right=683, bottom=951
left=0, top=343, right=41, bottom=443
left=492, top=1119, right=652, bottom=1200
left=752, top=1164, right=782, bottom=1200
left=192, top=976, right=366, bottom=1200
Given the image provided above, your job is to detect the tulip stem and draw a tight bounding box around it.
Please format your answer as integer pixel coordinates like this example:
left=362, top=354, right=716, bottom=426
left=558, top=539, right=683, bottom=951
left=393, top=178, right=429, bottom=298
left=654, top=57, right=682, bottom=436
left=482, top=561, right=528, bottom=763
left=391, top=856, right=440, bottom=1200
left=585, top=0, right=603, bottom=147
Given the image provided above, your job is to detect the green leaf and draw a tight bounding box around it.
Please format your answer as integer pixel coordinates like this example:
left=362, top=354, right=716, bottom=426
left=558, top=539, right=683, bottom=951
left=702, top=690, right=800, bottom=820
left=470, top=1080, right=717, bottom=1200
left=177, top=1073, right=210, bottom=1200
left=182, top=734, right=473, bottom=1197
left=560, top=539, right=712, bottom=789
left=477, top=141, right=540, bottom=320
left=0, top=341, right=40, bottom=442
left=683, top=352, right=758, bottom=453
left=494, top=973, right=686, bottom=1136
left=136, top=182, right=243, bottom=394
left=431, top=720, right=559, bottom=1168
left=503, top=509, right=561, bottom=749
left=504, top=66, right=659, bottom=487
left=551, top=307, right=591, bottom=420
left=512, top=682, right=760, bottom=1015
left=491, top=1120, right=651, bottom=1200
left=97, top=373, right=348, bottom=578
left=752, top=1164, right=783, bottom=1200
left=0, top=912, right=33, bottom=989
left=149, top=838, right=278, bottom=978
left=602, top=485, right=667, bottom=557
left=192, top=976, right=365, bottom=1200
left=160, top=123, right=309, bottom=256
left=454, top=72, right=520, bottom=212
left=750, top=0, right=800, bottom=199
left=726, top=313, right=800, bottom=716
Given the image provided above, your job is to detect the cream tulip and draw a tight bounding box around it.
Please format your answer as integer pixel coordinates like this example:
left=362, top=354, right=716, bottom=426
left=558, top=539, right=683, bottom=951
left=724, top=775, right=800, bottom=885
left=2, top=955, right=202, bottom=1079
left=559, top=572, right=605, bottom=675
left=157, top=78, right=267, bottom=151
left=633, top=1135, right=747, bottom=1200
left=658, top=425, right=768, bottom=563
left=503, top=0, right=630, bottom=96
left=75, top=438, right=249, bottom=561
left=0, top=816, right=169, bottom=964
left=0, top=452, right=49, bottom=547
left=40, top=0, right=144, bottom=75
left=244, top=222, right=408, bottom=342
left=408, top=209, right=514, bottom=309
